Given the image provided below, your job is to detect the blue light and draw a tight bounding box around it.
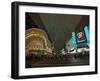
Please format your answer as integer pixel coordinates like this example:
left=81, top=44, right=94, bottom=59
left=72, top=32, right=77, bottom=48
left=84, top=26, right=90, bottom=47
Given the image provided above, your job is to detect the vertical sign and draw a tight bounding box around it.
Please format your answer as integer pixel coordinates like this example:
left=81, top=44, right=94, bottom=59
left=84, top=26, right=90, bottom=47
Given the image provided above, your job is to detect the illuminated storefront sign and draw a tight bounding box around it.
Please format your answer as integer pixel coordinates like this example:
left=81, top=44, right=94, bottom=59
left=72, top=25, right=90, bottom=48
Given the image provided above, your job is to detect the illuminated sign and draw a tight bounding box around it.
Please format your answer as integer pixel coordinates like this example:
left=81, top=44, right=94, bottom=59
left=71, top=25, right=90, bottom=48
left=76, top=31, right=86, bottom=43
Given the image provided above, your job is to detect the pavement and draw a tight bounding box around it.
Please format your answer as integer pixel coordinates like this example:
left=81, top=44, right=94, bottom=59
left=26, top=52, right=89, bottom=68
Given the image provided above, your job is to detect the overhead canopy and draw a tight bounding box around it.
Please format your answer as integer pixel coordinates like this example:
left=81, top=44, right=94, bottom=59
left=26, top=13, right=89, bottom=52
